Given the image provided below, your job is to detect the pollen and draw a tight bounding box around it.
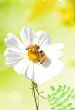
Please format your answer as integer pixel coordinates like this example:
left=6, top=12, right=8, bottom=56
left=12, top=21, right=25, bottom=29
left=26, top=44, right=47, bottom=64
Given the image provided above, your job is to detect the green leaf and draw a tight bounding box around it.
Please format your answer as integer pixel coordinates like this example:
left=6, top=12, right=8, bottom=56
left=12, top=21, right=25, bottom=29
left=50, top=86, right=55, bottom=91
left=48, top=85, right=75, bottom=110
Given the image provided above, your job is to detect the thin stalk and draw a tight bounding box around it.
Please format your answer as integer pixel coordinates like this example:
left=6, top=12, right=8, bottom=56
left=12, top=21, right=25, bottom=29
left=35, top=87, right=48, bottom=99
left=32, top=81, right=39, bottom=110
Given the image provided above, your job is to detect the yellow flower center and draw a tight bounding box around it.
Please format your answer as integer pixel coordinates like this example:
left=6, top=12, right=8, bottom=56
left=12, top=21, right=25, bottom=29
left=26, top=44, right=47, bottom=64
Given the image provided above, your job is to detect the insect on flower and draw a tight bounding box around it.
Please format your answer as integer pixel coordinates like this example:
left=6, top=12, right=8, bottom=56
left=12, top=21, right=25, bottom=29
left=4, top=27, right=64, bottom=84
left=26, top=44, right=47, bottom=64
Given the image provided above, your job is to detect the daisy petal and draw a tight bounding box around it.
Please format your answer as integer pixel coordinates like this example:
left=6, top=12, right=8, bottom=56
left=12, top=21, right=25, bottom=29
left=4, top=48, right=26, bottom=67
left=43, top=43, right=64, bottom=60
left=14, top=59, right=29, bottom=75
left=48, top=43, right=64, bottom=51
left=26, top=61, right=34, bottom=80
left=4, top=33, right=25, bottom=51
left=34, top=31, right=51, bottom=47
left=33, top=60, right=63, bottom=84
left=20, top=27, right=34, bottom=46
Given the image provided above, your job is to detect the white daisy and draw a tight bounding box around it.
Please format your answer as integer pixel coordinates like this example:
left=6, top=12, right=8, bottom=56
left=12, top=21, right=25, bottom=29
left=4, top=27, right=64, bottom=84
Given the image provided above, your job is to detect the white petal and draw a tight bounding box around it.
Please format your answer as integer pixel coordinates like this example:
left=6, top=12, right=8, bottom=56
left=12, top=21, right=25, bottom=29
left=20, top=27, right=34, bottom=46
left=47, top=43, right=64, bottom=51
left=33, top=60, right=63, bottom=84
left=34, top=31, right=51, bottom=47
left=4, top=48, right=27, bottom=67
left=26, top=61, right=34, bottom=80
left=4, top=33, right=25, bottom=51
left=4, top=33, right=27, bottom=67
left=43, top=43, right=64, bottom=60
left=14, top=59, right=29, bottom=75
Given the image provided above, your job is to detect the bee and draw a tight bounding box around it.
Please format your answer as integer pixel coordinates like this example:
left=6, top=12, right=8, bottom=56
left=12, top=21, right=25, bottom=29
left=38, top=50, right=47, bottom=64
left=26, top=44, right=40, bottom=52
left=26, top=44, right=47, bottom=64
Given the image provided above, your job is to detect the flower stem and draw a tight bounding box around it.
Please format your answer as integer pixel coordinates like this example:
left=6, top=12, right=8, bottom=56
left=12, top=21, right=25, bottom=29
left=32, top=81, right=39, bottom=110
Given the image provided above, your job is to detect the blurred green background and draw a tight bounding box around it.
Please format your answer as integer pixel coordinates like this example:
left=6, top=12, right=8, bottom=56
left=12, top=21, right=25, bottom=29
left=0, top=0, right=75, bottom=110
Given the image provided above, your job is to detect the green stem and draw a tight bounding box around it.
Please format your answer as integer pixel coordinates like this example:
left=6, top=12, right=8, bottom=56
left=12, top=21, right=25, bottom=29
left=35, top=87, right=48, bottom=99
left=32, top=81, right=39, bottom=110
left=31, top=81, right=48, bottom=110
